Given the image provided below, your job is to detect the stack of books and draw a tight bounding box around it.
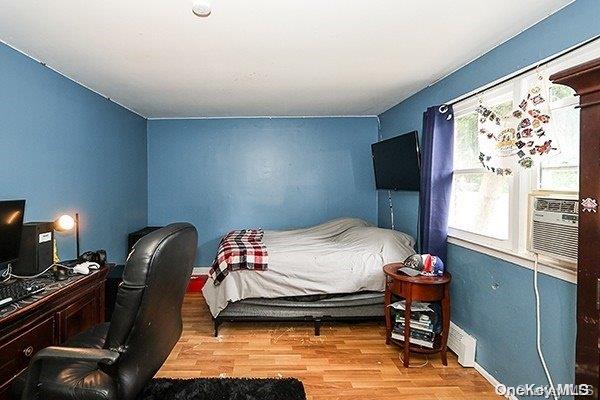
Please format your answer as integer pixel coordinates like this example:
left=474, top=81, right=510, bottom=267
left=388, top=300, right=437, bottom=348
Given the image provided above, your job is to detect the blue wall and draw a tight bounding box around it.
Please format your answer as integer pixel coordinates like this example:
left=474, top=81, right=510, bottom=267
left=147, top=117, right=379, bottom=265
left=0, top=43, right=148, bottom=262
left=450, top=246, right=576, bottom=392
left=377, top=0, right=600, bottom=395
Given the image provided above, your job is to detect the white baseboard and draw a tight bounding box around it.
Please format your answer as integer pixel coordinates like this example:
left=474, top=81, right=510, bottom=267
left=448, top=322, right=476, bottom=367
left=192, top=266, right=210, bottom=275
left=474, top=362, right=516, bottom=400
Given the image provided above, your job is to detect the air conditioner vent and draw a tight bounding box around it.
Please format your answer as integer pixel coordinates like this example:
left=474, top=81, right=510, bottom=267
left=532, top=221, right=578, bottom=259
left=536, top=199, right=549, bottom=211
left=560, top=201, right=577, bottom=214
left=547, top=201, right=561, bottom=212
left=529, top=192, right=578, bottom=265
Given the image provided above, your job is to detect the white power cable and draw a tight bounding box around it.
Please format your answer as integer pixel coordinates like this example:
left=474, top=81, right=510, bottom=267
left=533, top=253, right=559, bottom=400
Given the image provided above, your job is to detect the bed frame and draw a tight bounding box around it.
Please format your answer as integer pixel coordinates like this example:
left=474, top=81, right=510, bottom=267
left=212, top=291, right=384, bottom=336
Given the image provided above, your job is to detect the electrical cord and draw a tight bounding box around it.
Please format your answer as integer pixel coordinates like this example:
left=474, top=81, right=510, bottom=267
left=533, top=253, right=559, bottom=400
left=399, top=353, right=429, bottom=368
left=1, top=263, right=72, bottom=283
left=415, top=195, right=421, bottom=253
left=388, top=190, right=395, bottom=230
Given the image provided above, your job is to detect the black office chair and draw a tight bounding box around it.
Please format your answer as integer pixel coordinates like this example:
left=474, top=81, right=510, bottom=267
left=15, top=223, right=198, bottom=400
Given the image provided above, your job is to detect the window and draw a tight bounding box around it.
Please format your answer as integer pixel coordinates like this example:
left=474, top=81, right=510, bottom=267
left=447, top=42, right=600, bottom=276
left=539, top=84, right=579, bottom=191
left=450, top=94, right=513, bottom=243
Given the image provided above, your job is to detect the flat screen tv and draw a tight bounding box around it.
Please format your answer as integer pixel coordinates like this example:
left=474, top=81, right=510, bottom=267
left=371, top=131, right=420, bottom=191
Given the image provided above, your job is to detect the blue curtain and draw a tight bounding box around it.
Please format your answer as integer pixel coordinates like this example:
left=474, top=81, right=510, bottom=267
left=419, top=105, right=454, bottom=262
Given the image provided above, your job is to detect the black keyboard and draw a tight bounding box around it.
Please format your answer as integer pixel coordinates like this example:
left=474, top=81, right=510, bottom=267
left=0, top=280, right=46, bottom=308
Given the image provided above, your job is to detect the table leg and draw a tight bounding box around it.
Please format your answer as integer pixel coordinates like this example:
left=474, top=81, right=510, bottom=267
left=441, top=285, right=450, bottom=366
left=403, top=299, right=411, bottom=367
left=384, top=283, right=392, bottom=345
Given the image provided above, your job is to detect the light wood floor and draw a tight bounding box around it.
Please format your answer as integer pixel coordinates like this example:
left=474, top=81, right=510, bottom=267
left=158, top=293, right=500, bottom=400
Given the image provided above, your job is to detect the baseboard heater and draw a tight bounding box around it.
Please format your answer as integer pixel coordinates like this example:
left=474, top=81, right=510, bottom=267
left=448, top=322, right=476, bottom=367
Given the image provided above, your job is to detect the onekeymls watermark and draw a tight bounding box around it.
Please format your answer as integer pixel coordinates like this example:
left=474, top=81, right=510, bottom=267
left=496, top=384, right=595, bottom=398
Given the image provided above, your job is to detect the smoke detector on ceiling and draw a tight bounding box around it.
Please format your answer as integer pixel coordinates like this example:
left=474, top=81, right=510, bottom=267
left=192, top=0, right=212, bottom=17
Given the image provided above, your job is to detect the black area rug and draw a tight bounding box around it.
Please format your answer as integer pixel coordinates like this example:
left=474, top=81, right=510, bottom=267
left=138, top=377, right=306, bottom=400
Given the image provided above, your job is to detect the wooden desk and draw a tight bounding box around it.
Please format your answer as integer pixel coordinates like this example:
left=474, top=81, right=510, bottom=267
left=0, top=265, right=109, bottom=399
left=383, top=263, right=451, bottom=367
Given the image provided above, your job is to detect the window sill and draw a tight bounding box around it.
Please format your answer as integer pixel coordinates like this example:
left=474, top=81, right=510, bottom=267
left=447, top=236, right=577, bottom=284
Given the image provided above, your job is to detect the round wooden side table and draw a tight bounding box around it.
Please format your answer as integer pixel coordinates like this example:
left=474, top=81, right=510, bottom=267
left=383, top=263, right=451, bottom=367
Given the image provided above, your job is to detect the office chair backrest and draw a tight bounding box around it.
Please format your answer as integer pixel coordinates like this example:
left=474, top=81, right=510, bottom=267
left=105, top=223, right=197, bottom=400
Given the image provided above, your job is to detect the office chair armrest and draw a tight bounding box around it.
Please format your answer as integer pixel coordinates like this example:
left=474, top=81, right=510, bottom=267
left=30, top=346, right=120, bottom=365
left=21, top=347, right=120, bottom=400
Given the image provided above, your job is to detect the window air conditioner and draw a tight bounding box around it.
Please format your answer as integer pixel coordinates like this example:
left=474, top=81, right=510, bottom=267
left=527, top=190, right=579, bottom=266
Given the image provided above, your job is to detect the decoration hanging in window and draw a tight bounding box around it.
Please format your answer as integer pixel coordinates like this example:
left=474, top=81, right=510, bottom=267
left=477, top=77, right=560, bottom=175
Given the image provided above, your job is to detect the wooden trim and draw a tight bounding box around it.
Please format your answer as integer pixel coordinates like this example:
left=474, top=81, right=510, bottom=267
left=550, top=57, right=600, bottom=95
left=551, top=57, right=600, bottom=398
left=550, top=57, right=600, bottom=82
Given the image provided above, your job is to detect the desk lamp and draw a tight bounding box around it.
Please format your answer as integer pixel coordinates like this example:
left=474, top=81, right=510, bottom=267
left=54, top=213, right=80, bottom=258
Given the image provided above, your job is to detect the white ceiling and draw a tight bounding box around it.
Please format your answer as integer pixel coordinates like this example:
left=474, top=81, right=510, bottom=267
left=0, top=0, right=572, bottom=118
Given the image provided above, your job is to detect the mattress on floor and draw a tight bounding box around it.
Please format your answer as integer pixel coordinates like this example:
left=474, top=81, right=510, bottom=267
left=217, top=291, right=384, bottom=319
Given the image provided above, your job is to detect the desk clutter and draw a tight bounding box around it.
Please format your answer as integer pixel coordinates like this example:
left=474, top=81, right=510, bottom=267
left=388, top=300, right=441, bottom=349
left=0, top=271, right=90, bottom=318
left=399, top=254, right=445, bottom=277
left=0, top=257, right=104, bottom=311
left=0, top=279, right=46, bottom=309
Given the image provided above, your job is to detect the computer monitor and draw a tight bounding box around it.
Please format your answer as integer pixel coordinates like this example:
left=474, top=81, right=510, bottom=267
left=0, top=200, right=26, bottom=269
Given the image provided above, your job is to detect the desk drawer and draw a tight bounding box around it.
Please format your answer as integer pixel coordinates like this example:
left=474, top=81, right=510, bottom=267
left=0, top=316, right=55, bottom=389
left=58, top=288, right=99, bottom=342
left=387, top=280, right=445, bottom=301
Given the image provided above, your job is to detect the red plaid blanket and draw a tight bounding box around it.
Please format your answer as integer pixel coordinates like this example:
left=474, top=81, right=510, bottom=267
left=208, top=229, right=268, bottom=286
